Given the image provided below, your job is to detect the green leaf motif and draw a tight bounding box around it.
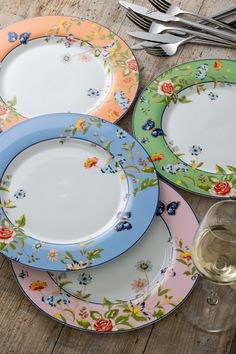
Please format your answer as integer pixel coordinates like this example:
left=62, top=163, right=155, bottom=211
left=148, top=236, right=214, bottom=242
left=215, top=164, right=226, bottom=174
left=15, top=215, right=26, bottom=228
left=0, top=186, right=9, bottom=192
left=104, top=309, right=119, bottom=319
left=87, top=248, right=103, bottom=261
left=178, top=95, right=192, bottom=104
left=176, top=258, right=188, bottom=266
left=76, top=320, right=90, bottom=329
left=90, top=311, right=102, bottom=320
left=132, top=313, right=147, bottom=322
left=0, top=243, right=6, bottom=251
left=208, top=176, right=218, bottom=183
left=227, top=165, right=236, bottom=173
left=64, top=308, right=76, bottom=321
left=158, top=289, right=170, bottom=296
left=153, top=309, right=165, bottom=319
left=198, top=184, right=210, bottom=191
left=9, top=242, right=16, bottom=251
left=103, top=297, right=114, bottom=308
left=65, top=251, right=73, bottom=261
left=59, top=280, right=73, bottom=288
left=141, top=167, right=155, bottom=173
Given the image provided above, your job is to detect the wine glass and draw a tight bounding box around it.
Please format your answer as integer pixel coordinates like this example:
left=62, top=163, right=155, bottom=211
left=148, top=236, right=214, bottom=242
left=186, top=200, right=236, bottom=332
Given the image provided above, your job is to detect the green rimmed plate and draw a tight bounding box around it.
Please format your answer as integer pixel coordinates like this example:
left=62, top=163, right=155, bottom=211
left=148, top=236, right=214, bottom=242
left=133, top=59, right=236, bottom=198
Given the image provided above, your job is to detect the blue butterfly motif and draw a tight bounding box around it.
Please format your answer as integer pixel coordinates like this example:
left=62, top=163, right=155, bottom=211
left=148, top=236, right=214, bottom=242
left=101, top=154, right=126, bottom=174
left=115, top=211, right=132, bottom=232
left=8, top=32, right=31, bottom=44
left=18, top=269, right=29, bottom=279
left=114, top=91, right=130, bottom=110
left=42, top=293, right=71, bottom=307
left=142, top=119, right=165, bottom=138
left=156, top=201, right=180, bottom=216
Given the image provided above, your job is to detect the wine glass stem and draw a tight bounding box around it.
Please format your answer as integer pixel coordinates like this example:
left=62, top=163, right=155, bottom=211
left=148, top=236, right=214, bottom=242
left=207, top=289, right=219, bottom=305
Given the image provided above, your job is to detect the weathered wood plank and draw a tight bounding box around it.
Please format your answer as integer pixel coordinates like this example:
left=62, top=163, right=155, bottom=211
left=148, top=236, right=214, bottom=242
left=0, top=260, right=62, bottom=354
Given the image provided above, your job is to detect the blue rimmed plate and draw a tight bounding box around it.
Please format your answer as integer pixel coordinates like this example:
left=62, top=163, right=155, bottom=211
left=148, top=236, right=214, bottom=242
left=0, top=113, right=159, bottom=271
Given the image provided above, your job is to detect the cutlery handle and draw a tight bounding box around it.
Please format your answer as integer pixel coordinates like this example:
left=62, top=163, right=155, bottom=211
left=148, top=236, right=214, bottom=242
left=176, top=16, right=236, bottom=42
left=186, top=11, right=236, bottom=33
left=169, top=25, right=236, bottom=45
left=191, top=38, right=236, bottom=48
left=211, top=6, right=236, bottom=21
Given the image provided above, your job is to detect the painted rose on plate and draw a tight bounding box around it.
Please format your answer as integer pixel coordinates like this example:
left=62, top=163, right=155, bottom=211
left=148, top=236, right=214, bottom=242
left=157, top=80, right=175, bottom=96
left=210, top=181, right=235, bottom=197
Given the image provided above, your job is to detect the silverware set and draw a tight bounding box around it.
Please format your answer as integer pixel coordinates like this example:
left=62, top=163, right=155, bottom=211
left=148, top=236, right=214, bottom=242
left=119, top=0, right=236, bottom=56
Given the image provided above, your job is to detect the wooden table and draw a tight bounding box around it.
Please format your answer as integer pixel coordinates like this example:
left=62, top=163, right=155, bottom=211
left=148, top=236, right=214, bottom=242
left=0, top=0, right=236, bottom=353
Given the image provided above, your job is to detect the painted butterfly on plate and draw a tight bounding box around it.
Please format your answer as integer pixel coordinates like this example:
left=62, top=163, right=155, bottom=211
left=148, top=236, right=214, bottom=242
left=8, top=32, right=31, bottom=45
left=101, top=154, right=126, bottom=174
left=156, top=201, right=180, bottom=216
left=161, top=266, right=176, bottom=277
left=18, top=269, right=29, bottom=279
left=142, top=119, right=165, bottom=138
left=115, top=211, right=132, bottom=232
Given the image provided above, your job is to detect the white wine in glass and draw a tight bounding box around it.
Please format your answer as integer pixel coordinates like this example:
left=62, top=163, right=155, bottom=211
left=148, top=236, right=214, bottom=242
left=193, top=224, right=236, bottom=284
left=187, top=200, right=236, bottom=332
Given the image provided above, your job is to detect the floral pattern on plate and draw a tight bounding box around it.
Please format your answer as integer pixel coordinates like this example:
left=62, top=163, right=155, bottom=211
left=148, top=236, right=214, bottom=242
left=133, top=59, right=236, bottom=198
left=12, top=180, right=198, bottom=332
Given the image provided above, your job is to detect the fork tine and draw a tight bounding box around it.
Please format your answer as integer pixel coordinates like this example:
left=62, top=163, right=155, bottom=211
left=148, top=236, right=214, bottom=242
left=146, top=48, right=166, bottom=54
left=145, top=46, right=166, bottom=54
left=127, top=11, right=150, bottom=31
left=148, top=0, right=168, bottom=12
left=128, top=8, right=152, bottom=26
left=146, top=49, right=168, bottom=56
left=155, top=0, right=169, bottom=10
left=155, top=0, right=171, bottom=9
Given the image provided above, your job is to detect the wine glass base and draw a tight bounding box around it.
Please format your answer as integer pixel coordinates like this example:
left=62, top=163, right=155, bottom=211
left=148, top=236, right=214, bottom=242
left=185, top=278, right=236, bottom=333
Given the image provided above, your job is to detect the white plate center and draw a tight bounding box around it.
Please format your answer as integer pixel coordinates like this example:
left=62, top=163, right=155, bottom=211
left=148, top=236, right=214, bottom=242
left=0, top=139, right=128, bottom=244
left=0, top=37, right=112, bottom=117
left=162, top=82, right=236, bottom=173
left=50, top=217, right=173, bottom=303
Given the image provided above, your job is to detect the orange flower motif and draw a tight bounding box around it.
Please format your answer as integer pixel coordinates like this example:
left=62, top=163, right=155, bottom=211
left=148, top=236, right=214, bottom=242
left=214, top=60, right=222, bottom=70
left=180, top=251, right=192, bottom=261
left=76, top=118, right=86, bottom=131
left=29, top=280, right=47, bottom=291
left=84, top=157, right=98, bottom=168
left=151, top=153, right=165, bottom=162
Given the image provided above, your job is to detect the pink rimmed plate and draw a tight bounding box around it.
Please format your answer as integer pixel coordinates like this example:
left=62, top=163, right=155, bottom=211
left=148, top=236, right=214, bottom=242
left=11, top=180, right=198, bottom=332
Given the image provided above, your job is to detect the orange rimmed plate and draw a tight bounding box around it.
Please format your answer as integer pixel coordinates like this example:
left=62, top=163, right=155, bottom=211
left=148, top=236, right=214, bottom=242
left=0, top=16, right=139, bottom=130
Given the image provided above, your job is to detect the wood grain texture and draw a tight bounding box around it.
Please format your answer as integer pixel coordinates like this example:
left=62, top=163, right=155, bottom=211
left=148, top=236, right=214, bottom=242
left=0, top=0, right=236, bottom=353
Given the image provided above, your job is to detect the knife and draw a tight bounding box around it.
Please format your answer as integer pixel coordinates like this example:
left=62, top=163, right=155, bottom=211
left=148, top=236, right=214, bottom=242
left=119, top=1, right=236, bottom=42
left=127, top=30, right=236, bottom=47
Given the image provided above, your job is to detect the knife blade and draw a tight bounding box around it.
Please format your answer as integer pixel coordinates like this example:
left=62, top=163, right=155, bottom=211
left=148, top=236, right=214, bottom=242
left=128, top=32, right=182, bottom=43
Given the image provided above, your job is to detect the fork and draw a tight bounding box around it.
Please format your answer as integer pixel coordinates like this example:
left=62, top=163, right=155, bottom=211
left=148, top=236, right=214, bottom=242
left=148, top=0, right=236, bottom=34
left=143, top=37, right=236, bottom=57
left=149, top=0, right=236, bottom=31
left=127, top=8, right=236, bottom=47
